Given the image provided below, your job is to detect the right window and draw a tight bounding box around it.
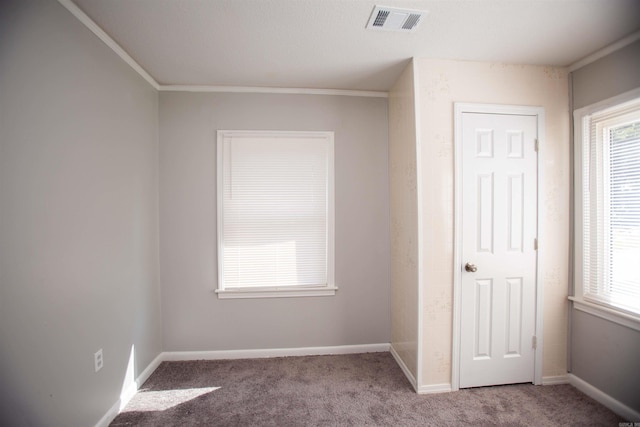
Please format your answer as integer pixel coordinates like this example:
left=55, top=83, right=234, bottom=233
left=577, top=96, right=640, bottom=316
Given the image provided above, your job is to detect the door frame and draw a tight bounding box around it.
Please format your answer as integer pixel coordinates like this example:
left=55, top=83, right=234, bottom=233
left=452, top=103, right=545, bottom=390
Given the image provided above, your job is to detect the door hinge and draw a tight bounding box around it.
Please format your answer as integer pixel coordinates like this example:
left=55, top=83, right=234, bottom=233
left=534, top=238, right=538, bottom=250
left=534, top=139, right=539, bottom=152
left=532, top=336, right=537, bottom=349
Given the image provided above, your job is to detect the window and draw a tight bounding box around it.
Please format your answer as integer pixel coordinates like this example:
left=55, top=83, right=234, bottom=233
left=575, top=94, right=640, bottom=318
left=216, top=130, right=336, bottom=298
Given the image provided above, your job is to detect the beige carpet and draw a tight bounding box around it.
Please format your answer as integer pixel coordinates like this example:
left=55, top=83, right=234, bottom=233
left=110, top=352, right=622, bottom=426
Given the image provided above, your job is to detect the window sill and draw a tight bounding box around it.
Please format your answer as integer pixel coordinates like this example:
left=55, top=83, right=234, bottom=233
left=569, top=296, right=640, bottom=332
left=215, top=286, right=338, bottom=299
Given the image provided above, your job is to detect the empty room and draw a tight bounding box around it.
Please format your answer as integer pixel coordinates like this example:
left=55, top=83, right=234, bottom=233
left=1, top=0, right=639, bottom=425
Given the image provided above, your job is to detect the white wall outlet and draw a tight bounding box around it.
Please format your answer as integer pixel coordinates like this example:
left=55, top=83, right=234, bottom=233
left=94, top=349, right=104, bottom=373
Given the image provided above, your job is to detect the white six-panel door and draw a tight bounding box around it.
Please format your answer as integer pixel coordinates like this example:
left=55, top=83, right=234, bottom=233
left=459, top=111, right=538, bottom=388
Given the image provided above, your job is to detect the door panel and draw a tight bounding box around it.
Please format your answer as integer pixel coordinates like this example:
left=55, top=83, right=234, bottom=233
left=459, top=112, right=537, bottom=388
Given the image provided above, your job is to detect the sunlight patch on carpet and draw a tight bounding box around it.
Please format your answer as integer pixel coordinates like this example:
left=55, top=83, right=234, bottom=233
left=124, top=387, right=221, bottom=412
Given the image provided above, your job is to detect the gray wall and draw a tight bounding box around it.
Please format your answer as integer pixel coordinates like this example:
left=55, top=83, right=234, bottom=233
left=570, top=39, right=640, bottom=412
left=572, top=40, right=640, bottom=110
left=159, top=92, right=390, bottom=351
left=0, top=1, right=162, bottom=425
left=571, top=310, right=640, bottom=410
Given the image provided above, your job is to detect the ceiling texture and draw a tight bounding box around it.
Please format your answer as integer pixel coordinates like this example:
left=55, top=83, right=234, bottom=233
left=69, top=0, right=640, bottom=91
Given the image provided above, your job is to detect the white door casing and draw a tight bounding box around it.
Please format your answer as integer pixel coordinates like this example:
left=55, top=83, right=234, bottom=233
left=454, top=104, right=543, bottom=389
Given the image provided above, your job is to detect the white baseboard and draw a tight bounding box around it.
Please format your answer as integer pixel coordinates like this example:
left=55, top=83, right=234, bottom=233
left=569, top=373, right=640, bottom=421
left=94, top=353, right=163, bottom=427
left=162, top=343, right=390, bottom=361
left=389, top=344, right=452, bottom=395
left=97, top=343, right=391, bottom=426
left=135, top=353, right=164, bottom=389
left=542, top=374, right=570, bottom=385
left=117, top=353, right=163, bottom=411
left=389, top=344, right=418, bottom=392
left=95, top=398, right=120, bottom=427
left=417, top=383, right=452, bottom=394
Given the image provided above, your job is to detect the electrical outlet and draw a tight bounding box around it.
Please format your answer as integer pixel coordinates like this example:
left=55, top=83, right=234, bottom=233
left=94, top=349, right=103, bottom=373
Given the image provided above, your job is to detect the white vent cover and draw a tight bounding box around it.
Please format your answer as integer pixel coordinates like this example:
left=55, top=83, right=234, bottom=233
left=366, top=5, right=427, bottom=32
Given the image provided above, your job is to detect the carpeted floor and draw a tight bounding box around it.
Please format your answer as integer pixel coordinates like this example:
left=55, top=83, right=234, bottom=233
left=110, top=352, right=622, bottom=426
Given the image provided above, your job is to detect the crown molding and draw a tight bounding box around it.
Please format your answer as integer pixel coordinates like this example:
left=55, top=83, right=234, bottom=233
left=568, top=30, right=640, bottom=72
left=57, top=1, right=388, bottom=98
left=160, top=85, right=388, bottom=98
left=58, top=0, right=639, bottom=95
left=57, top=0, right=160, bottom=90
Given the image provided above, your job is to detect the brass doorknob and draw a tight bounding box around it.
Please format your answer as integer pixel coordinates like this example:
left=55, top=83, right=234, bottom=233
left=465, top=262, right=477, bottom=272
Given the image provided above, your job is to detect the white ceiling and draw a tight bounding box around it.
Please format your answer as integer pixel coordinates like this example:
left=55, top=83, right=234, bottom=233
left=69, top=0, right=640, bottom=91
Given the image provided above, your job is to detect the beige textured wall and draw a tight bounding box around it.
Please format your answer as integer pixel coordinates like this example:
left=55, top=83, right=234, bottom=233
left=414, top=59, right=570, bottom=386
left=389, top=61, right=419, bottom=381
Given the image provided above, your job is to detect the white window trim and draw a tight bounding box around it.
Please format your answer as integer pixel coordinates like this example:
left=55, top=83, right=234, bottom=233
left=573, top=87, right=640, bottom=329
left=216, top=285, right=339, bottom=299
left=215, top=130, right=336, bottom=299
left=569, top=296, right=640, bottom=332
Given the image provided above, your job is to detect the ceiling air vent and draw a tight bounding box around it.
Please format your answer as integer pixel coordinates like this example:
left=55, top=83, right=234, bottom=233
left=366, top=5, right=427, bottom=32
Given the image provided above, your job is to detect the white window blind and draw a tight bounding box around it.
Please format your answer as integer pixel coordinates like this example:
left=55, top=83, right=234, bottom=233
left=216, top=130, right=335, bottom=298
left=581, top=99, right=640, bottom=315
